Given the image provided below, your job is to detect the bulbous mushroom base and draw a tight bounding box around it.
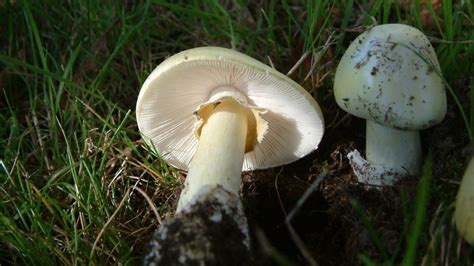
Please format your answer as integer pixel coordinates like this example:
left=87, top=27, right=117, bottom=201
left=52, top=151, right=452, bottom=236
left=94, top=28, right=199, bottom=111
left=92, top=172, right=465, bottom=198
left=348, top=121, right=422, bottom=187
left=347, top=150, right=405, bottom=187
left=143, top=185, right=250, bottom=266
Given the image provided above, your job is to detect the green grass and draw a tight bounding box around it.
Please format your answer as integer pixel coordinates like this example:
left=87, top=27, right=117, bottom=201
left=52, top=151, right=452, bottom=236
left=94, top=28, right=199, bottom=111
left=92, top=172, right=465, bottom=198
left=1, top=0, right=474, bottom=264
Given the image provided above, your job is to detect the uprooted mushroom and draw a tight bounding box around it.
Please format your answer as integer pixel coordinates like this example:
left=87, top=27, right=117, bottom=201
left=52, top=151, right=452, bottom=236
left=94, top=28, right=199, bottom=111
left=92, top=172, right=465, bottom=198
left=333, top=24, right=446, bottom=187
left=136, top=47, right=324, bottom=265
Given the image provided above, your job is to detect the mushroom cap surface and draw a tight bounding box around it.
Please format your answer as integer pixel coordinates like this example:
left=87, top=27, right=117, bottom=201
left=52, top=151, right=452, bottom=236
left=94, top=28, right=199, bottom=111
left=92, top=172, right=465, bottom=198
left=334, top=24, right=446, bottom=130
left=136, top=47, right=324, bottom=171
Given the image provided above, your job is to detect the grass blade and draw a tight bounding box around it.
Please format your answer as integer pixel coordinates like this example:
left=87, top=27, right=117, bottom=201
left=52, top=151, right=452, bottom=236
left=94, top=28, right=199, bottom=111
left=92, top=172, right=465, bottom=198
left=402, top=157, right=432, bottom=266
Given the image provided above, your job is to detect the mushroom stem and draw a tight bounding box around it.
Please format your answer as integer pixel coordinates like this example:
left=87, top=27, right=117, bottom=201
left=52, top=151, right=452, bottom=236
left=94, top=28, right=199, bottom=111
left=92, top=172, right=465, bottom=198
left=177, top=100, right=248, bottom=212
left=144, top=100, right=252, bottom=264
left=366, top=120, right=422, bottom=179
left=455, top=156, right=474, bottom=244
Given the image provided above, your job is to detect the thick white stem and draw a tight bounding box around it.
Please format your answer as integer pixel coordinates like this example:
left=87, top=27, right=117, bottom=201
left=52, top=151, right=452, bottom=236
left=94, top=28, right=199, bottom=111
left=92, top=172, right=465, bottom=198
left=348, top=120, right=423, bottom=187
left=366, top=120, right=422, bottom=176
left=455, top=156, right=474, bottom=244
left=177, top=100, right=248, bottom=212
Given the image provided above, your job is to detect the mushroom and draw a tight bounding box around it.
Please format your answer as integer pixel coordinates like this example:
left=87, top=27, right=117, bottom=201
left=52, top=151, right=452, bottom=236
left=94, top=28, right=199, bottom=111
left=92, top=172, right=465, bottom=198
left=333, top=24, right=446, bottom=187
left=455, top=155, right=474, bottom=244
left=137, top=47, right=324, bottom=264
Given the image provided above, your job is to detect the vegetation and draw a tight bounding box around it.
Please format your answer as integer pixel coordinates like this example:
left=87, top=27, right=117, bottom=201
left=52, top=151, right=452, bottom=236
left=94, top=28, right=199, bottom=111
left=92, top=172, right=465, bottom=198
left=1, top=0, right=473, bottom=264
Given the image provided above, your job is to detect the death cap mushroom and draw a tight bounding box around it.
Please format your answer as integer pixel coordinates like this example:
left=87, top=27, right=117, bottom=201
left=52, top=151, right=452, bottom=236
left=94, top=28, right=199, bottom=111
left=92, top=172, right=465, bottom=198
left=333, top=24, right=446, bottom=186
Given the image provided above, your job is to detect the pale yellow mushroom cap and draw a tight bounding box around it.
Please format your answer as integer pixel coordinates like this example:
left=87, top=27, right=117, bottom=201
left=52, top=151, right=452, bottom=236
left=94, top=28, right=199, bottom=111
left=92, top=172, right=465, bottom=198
left=136, top=47, right=324, bottom=171
left=334, top=24, right=446, bottom=130
left=455, top=158, right=474, bottom=244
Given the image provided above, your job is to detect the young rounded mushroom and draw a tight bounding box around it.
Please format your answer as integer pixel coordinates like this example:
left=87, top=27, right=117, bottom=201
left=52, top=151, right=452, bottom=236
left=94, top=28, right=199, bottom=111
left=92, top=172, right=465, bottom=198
left=455, top=155, right=474, bottom=244
left=333, top=24, right=446, bottom=187
left=137, top=47, right=324, bottom=265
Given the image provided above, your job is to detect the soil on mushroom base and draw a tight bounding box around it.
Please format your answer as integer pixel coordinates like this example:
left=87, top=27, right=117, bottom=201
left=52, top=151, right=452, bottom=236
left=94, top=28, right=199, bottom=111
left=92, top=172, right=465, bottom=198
left=144, top=189, right=251, bottom=266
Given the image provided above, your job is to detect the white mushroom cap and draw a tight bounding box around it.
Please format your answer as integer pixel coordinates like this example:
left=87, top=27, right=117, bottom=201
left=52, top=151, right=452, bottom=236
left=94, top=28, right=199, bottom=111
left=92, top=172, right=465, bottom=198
left=334, top=24, right=446, bottom=130
left=136, top=47, right=324, bottom=171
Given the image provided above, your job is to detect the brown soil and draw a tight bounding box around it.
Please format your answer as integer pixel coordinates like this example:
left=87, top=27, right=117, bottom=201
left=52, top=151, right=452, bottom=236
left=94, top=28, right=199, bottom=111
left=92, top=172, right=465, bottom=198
left=243, top=151, right=418, bottom=265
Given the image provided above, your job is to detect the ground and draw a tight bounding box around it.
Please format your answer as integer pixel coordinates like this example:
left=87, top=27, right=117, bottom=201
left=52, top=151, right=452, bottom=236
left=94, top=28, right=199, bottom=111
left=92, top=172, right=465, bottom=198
left=1, top=1, right=474, bottom=265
